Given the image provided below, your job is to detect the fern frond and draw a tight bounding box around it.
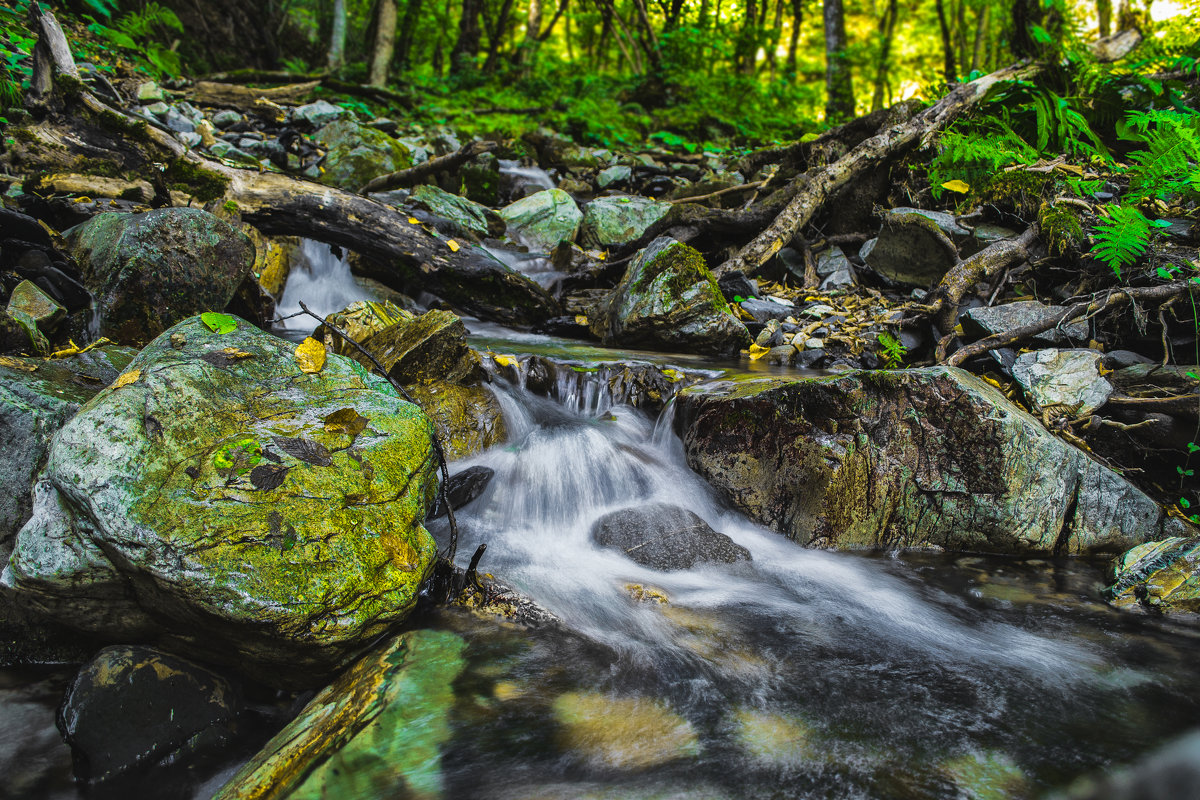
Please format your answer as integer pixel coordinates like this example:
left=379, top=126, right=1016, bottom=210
left=1090, top=205, right=1152, bottom=277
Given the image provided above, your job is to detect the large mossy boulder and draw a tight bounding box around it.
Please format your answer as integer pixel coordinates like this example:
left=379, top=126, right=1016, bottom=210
left=1105, top=537, right=1200, bottom=614
left=321, top=304, right=506, bottom=461
left=65, top=209, right=254, bottom=344
left=579, top=195, right=671, bottom=249
left=674, top=367, right=1189, bottom=555
left=1, top=315, right=440, bottom=686
left=498, top=189, right=583, bottom=252
left=315, top=120, right=413, bottom=191
left=590, top=237, right=750, bottom=357
left=213, top=628, right=465, bottom=800
left=0, top=347, right=136, bottom=558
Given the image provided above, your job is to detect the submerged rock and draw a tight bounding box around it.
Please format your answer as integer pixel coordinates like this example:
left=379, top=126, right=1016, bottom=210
left=674, top=367, right=1186, bottom=555
left=578, top=195, right=670, bottom=249
left=65, top=208, right=253, bottom=343
left=428, top=465, right=495, bottom=520
left=498, top=189, right=583, bottom=252
left=591, top=504, right=751, bottom=570
left=212, top=629, right=465, bottom=800
left=589, top=237, right=750, bottom=357
left=1105, top=537, right=1200, bottom=614
left=552, top=690, right=700, bottom=770
left=58, top=645, right=240, bottom=784
left=2, top=315, right=439, bottom=685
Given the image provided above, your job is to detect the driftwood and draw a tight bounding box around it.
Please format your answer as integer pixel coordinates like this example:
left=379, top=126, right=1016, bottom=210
left=943, top=280, right=1200, bottom=367
left=713, top=62, right=1042, bottom=279
left=360, top=140, right=497, bottom=194
left=187, top=80, right=321, bottom=109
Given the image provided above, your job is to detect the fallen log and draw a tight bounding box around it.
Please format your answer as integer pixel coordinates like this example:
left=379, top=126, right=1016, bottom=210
left=202, top=69, right=417, bottom=110
left=713, top=61, right=1042, bottom=279
left=9, top=9, right=557, bottom=327
left=187, top=80, right=321, bottom=109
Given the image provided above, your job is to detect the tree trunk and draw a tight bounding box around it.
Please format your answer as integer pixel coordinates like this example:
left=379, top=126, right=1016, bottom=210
left=714, top=62, right=1042, bottom=279
left=1096, top=0, right=1112, bottom=37
left=327, top=0, right=347, bottom=71
left=970, top=4, right=989, bottom=72
left=870, top=0, right=898, bottom=112
left=451, top=0, right=484, bottom=74
left=368, top=0, right=399, bottom=86
left=785, top=0, right=802, bottom=79
left=483, top=0, right=516, bottom=71
left=396, top=0, right=425, bottom=70
left=935, top=0, right=956, bottom=84
left=823, top=0, right=855, bottom=122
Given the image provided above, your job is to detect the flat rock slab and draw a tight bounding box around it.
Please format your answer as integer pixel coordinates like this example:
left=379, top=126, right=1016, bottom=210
left=1012, top=348, right=1112, bottom=415
left=2, top=315, right=439, bottom=686
left=591, top=503, right=751, bottom=570
left=674, top=367, right=1189, bottom=555
left=960, top=301, right=1089, bottom=347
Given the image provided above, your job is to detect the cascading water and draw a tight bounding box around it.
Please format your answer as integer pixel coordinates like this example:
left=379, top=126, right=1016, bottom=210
left=274, top=239, right=373, bottom=332
left=499, top=159, right=556, bottom=193
left=417, top=372, right=1200, bottom=799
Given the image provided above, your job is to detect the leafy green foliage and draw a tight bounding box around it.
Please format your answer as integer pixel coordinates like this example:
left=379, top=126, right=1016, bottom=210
left=1120, top=109, right=1200, bottom=202
left=201, top=312, right=238, bottom=334
left=86, top=2, right=184, bottom=77
left=877, top=332, right=907, bottom=366
left=81, top=0, right=120, bottom=20
left=928, top=126, right=1036, bottom=199
left=1088, top=204, right=1162, bottom=277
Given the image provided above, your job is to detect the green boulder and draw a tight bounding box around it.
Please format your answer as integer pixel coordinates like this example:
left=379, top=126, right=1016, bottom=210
left=315, top=120, right=413, bottom=191
left=213, top=629, right=465, bottom=800
left=1105, top=537, right=1200, bottom=614
left=590, top=236, right=750, bottom=357
left=65, top=208, right=254, bottom=344
left=498, top=189, right=582, bottom=252
left=674, top=367, right=1188, bottom=555
left=579, top=195, right=670, bottom=249
left=1, top=316, right=439, bottom=686
left=410, top=184, right=505, bottom=240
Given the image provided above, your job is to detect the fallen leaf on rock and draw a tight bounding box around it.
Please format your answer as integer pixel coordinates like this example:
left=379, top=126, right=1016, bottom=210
left=492, top=354, right=516, bottom=368
left=324, top=407, right=368, bottom=438
left=250, top=463, right=290, bottom=491
left=941, top=179, right=971, bottom=194
left=295, top=337, right=326, bottom=374
left=747, top=343, right=770, bottom=362
left=201, top=312, right=238, bottom=334
left=272, top=436, right=333, bottom=467
left=447, top=239, right=460, bottom=252
left=112, top=369, right=141, bottom=388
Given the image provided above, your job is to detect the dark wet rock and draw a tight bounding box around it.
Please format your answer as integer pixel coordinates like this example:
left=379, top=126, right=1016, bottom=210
left=1102, top=350, right=1155, bottom=370
left=429, top=465, right=495, bottom=520
left=741, top=298, right=793, bottom=324
left=6, top=280, right=65, bottom=333
left=819, top=268, right=856, bottom=291
left=1051, top=727, right=1200, bottom=800
left=1105, top=537, right=1200, bottom=614
left=814, top=246, right=852, bottom=277
left=211, top=629, right=465, bottom=800
left=58, top=645, right=241, bottom=784
left=0, top=309, right=44, bottom=354
left=1108, top=363, right=1200, bottom=396
left=532, top=315, right=592, bottom=339
left=1012, top=349, right=1112, bottom=415
left=591, top=504, right=751, bottom=570
left=321, top=305, right=506, bottom=460
left=1, top=316, right=439, bottom=686
left=865, top=209, right=961, bottom=287
left=65, top=208, right=254, bottom=344
left=314, top=120, right=413, bottom=191
left=0, top=347, right=136, bottom=558
left=674, top=367, right=1188, bottom=555
left=589, top=237, right=750, bottom=357
left=960, top=301, right=1089, bottom=347
left=718, top=272, right=760, bottom=302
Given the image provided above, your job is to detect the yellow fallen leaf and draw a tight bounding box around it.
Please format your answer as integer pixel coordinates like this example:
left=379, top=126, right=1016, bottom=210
left=492, top=354, right=516, bottom=368
left=408, top=216, right=420, bottom=224
left=0, top=355, right=37, bottom=372
left=113, top=369, right=141, bottom=388
left=447, top=239, right=460, bottom=252
left=747, top=343, right=771, bottom=362
left=941, top=179, right=971, bottom=194
left=219, top=347, right=253, bottom=359
left=295, top=337, right=326, bottom=374
left=574, top=315, right=588, bottom=326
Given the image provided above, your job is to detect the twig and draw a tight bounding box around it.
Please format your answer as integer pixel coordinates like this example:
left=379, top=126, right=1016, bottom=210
left=359, top=140, right=497, bottom=194
left=665, top=180, right=765, bottom=205
left=279, top=303, right=460, bottom=564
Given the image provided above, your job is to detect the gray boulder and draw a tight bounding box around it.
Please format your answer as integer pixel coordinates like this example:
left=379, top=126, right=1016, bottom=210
left=865, top=209, right=961, bottom=287
left=498, top=189, right=583, bottom=252
left=579, top=195, right=670, bottom=249
left=674, top=367, right=1186, bottom=555
left=591, top=504, right=751, bottom=570
left=2, top=315, right=440, bottom=686
left=292, top=100, right=346, bottom=129
left=1105, top=537, right=1200, bottom=614
left=960, top=301, right=1089, bottom=347
left=409, top=184, right=504, bottom=240
left=589, top=237, right=751, bottom=356
left=1012, top=348, right=1113, bottom=415
left=65, top=208, right=254, bottom=344
left=314, top=120, right=413, bottom=191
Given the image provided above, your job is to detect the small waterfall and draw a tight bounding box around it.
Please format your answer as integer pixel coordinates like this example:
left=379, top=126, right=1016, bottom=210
left=274, top=240, right=374, bottom=332
left=480, top=243, right=564, bottom=291
left=499, top=159, right=556, bottom=193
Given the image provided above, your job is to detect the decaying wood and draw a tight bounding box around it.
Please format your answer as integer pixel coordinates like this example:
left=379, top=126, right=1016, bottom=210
left=359, top=140, right=497, bottom=194
left=713, top=61, right=1042, bottom=279
left=202, top=69, right=416, bottom=110
left=28, top=5, right=76, bottom=100
left=924, top=225, right=1040, bottom=336
left=1105, top=393, right=1200, bottom=419
left=187, top=80, right=321, bottom=109
left=25, top=173, right=154, bottom=202
left=944, top=280, right=1200, bottom=367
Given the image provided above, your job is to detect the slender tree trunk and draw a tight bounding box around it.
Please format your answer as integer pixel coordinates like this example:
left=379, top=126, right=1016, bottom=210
left=935, top=0, right=956, bottom=84
left=327, top=0, right=346, bottom=71
left=765, top=0, right=784, bottom=77
left=451, top=0, right=484, bottom=73
left=484, top=0, right=516, bottom=71
left=970, top=4, right=988, bottom=72
left=1096, top=0, right=1112, bottom=36
left=785, top=0, right=801, bottom=80
left=823, top=0, right=854, bottom=122
left=870, top=0, right=898, bottom=111
left=739, top=0, right=758, bottom=74
left=396, top=0, right=424, bottom=70
left=519, top=0, right=542, bottom=66
left=368, top=0, right=398, bottom=86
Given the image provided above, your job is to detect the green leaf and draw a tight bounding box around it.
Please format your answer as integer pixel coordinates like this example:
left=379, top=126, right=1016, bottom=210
left=1181, top=498, right=1192, bottom=509
left=201, top=312, right=238, bottom=334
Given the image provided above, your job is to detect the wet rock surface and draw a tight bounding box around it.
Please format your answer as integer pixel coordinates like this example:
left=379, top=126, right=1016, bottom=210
left=591, top=503, right=751, bottom=570
left=1105, top=537, right=1200, bottom=614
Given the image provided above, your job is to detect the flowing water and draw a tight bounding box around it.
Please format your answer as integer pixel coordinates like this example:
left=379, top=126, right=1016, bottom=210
left=274, top=239, right=374, bottom=331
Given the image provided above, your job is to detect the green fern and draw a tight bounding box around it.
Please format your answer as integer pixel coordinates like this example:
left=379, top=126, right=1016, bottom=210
left=877, top=332, right=908, bottom=367
left=1121, top=109, right=1200, bottom=201
left=929, top=126, right=1036, bottom=198
left=1090, top=204, right=1153, bottom=277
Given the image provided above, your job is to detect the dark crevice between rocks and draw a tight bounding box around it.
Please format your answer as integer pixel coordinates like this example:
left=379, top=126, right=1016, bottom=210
left=1053, top=477, right=1082, bottom=557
